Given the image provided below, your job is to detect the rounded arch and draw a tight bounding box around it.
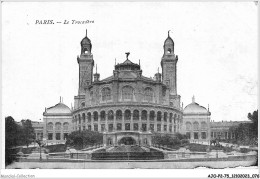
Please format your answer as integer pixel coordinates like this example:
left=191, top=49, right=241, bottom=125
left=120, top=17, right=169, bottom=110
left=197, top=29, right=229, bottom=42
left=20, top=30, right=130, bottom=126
left=55, top=122, right=61, bottom=130
left=173, top=114, right=177, bottom=124
left=87, top=112, right=91, bottom=122
left=193, top=121, right=199, bottom=131
left=186, top=122, right=192, bottom=131
left=47, top=122, right=53, bottom=130
left=157, top=111, right=162, bottom=121
left=124, top=109, right=131, bottom=120
left=149, top=111, right=155, bottom=121
left=82, top=113, right=86, bottom=123
left=78, top=114, right=81, bottom=124
left=101, top=87, right=111, bottom=101
left=163, top=112, right=168, bottom=122
left=93, top=111, right=98, bottom=121
left=118, top=136, right=137, bottom=145
left=81, top=101, right=85, bottom=107
left=133, top=110, right=139, bottom=120
left=108, top=110, right=114, bottom=121
left=122, top=85, right=134, bottom=100
left=201, top=121, right=207, bottom=130
left=100, top=110, right=106, bottom=121
left=63, top=122, right=69, bottom=130
left=141, top=110, right=147, bottom=120
left=144, top=87, right=153, bottom=102
left=169, top=113, right=173, bottom=123
left=116, top=110, right=122, bottom=120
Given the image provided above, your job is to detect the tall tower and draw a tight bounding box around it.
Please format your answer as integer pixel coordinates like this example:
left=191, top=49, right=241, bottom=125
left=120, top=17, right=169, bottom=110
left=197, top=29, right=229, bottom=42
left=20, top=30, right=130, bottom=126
left=77, top=29, right=94, bottom=95
left=161, top=31, right=178, bottom=95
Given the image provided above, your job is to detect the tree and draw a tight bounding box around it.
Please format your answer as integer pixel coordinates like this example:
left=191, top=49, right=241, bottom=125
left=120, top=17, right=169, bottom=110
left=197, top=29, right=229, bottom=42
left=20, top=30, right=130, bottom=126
left=66, top=130, right=103, bottom=150
left=248, top=110, right=258, bottom=138
left=228, top=110, right=258, bottom=146
left=20, top=119, right=35, bottom=147
left=5, top=116, right=22, bottom=166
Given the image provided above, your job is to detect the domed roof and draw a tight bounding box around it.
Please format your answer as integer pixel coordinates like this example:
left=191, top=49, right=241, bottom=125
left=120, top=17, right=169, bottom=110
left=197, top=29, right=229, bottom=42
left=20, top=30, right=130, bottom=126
left=164, top=31, right=174, bottom=45
left=183, top=96, right=209, bottom=114
left=80, top=29, right=92, bottom=45
left=44, top=102, right=72, bottom=116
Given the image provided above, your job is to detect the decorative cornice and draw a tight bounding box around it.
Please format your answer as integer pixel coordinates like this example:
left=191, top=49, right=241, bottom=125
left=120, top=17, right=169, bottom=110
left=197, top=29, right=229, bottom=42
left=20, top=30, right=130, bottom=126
left=72, top=102, right=183, bottom=114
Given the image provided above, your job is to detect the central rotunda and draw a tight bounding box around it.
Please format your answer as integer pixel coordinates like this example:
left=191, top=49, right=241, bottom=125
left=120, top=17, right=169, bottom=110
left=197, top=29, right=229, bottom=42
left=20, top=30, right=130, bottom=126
left=72, top=30, right=183, bottom=146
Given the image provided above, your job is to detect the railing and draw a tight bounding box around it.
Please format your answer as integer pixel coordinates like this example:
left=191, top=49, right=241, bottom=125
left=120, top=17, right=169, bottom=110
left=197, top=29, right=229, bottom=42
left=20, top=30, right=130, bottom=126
left=91, top=151, right=164, bottom=160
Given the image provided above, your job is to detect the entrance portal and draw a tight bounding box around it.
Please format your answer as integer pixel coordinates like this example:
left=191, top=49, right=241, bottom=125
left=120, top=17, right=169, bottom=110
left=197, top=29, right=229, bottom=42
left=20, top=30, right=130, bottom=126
left=118, top=137, right=136, bottom=145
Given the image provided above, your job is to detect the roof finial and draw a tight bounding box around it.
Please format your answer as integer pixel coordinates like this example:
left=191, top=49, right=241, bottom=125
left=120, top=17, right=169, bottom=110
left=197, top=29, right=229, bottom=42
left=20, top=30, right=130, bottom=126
left=139, top=59, right=140, bottom=66
left=115, top=58, right=116, bottom=66
left=125, top=52, right=130, bottom=59
left=192, top=95, right=195, bottom=103
left=208, top=104, right=209, bottom=111
left=86, top=29, right=87, bottom=36
left=168, top=30, right=171, bottom=37
left=60, top=96, right=61, bottom=103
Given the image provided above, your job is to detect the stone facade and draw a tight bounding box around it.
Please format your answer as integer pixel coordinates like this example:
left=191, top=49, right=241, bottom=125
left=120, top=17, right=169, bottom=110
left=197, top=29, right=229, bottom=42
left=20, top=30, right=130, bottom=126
left=210, top=121, right=252, bottom=140
left=182, top=96, right=211, bottom=143
left=43, top=101, right=72, bottom=144
left=72, top=30, right=183, bottom=146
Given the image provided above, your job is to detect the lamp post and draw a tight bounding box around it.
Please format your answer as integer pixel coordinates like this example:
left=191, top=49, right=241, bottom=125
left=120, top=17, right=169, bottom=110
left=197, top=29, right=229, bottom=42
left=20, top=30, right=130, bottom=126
left=36, top=139, right=44, bottom=162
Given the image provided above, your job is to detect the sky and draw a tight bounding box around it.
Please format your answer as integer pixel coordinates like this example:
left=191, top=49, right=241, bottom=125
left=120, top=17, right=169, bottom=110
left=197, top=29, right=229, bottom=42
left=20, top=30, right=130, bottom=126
left=2, top=2, right=258, bottom=122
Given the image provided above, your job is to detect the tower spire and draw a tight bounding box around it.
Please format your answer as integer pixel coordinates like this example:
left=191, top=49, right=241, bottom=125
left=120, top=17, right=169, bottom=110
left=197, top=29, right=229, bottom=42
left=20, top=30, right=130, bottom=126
left=192, top=95, right=195, bottom=103
left=86, top=29, right=87, bottom=36
left=168, top=30, right=170, bottom=37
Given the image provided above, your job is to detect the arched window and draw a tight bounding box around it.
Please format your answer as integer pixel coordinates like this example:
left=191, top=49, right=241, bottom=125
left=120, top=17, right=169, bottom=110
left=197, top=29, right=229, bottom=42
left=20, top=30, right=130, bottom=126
left=133, top=110, right=139, bottom=120
left=149, top=111, right=155, bottom=121
left=173, top=114, right=177, bottom=124
left=93, top=111, right=98, bottom=121
left=87, top=112, right=91, bottom=122
left=141, top=110, right=147, bottom=120
left=63, top=122, right=69, bottom=131
left=47, top=122, right=53, bottom=130
left=124, top=110, right=131, bottom=120
left=144, top=87, right=153, bottom=102
left=101, top=111, right=106, bottom=121
left=75, top=116, right=77, bottom=124
left=101, top=87, right=111, bottom=101
left=55, top=122, right=61, bottom=131
left=82, top=113, right=86, bottom=123
left=193, top=122, right=199, bottom=131
left=122, top=86, right=134, bottom=100
left=81, top=102, right=85, bottom=107
left=164, top=112, right=167, bottom=122
left=169, top=113, right=173, bottom=123
left=201, top=122, right=207, bottom=130
left=167, top=48, right=171, bottom=54
left=78, top=114, right=81, bottom=124
left=116, top=110, right=122, bottom=120
left=186, top=122, right=192, bottom=131
left=157, top=111, right=162, bottom=121
left=108, top=110, right=114, bottom=121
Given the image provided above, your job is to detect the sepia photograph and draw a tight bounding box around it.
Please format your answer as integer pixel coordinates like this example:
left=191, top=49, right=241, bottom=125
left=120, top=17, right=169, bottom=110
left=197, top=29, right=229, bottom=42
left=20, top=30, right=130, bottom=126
left=1, top=1, right=258, bottom=178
